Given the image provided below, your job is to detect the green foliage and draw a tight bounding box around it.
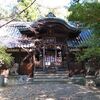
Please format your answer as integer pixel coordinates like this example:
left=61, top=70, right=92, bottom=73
left=68, top=3, right=100, bottom=35
left=78, top=35, right=100, bottom=60
left=68, top=2, right=100, bottom=62
left=68, top=3, right=100, bottom=24
left=0, top=7, right=10, bottom=20
left=17, top=0, right=40, bottom=21
left=0, top=46, right=13, bottom=66
left=76, top=34, right=100, bottom=63
left=76, top=47, right=100, bottom=61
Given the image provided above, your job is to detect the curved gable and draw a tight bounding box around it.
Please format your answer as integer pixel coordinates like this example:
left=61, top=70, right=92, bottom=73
left=31, top=17, right=81, bottom=39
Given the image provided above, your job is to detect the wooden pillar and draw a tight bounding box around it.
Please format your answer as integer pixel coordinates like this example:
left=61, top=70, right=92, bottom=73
left=62, top=44, right=67, bottom=68
left=62, top=45, right=65, bottom=63
left=32, top=51, right=35, bottom=78
left=65, top=40, right=71, bottom=71
left=55, top=45, right=57, bottom=65
left=18, top=48, right=22, bottom=74
left=43, top=45, right=45, bottom=71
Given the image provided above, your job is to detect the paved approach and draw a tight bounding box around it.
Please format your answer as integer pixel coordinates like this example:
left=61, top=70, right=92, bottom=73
left=0, top=83, right=100, bottom=100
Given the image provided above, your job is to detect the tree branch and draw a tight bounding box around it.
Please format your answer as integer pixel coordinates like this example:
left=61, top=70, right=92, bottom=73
left=0, top=0, right=37, bottom=28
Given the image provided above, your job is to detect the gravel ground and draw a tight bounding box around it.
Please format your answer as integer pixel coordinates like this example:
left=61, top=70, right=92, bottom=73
left=0, top=83, right=100, bottom=100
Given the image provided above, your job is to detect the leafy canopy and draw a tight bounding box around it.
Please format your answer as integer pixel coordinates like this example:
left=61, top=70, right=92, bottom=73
left=17, top=0, right=40, bottom=21
left=0, top=46, right=13, bottom=66
left=68, top=2, right=100, bottom=61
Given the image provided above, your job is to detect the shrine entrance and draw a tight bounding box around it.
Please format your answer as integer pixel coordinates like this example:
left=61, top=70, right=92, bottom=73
left=42, top=46, right=62, bottom=71
left=44, top=49, right=56, bottom=67
left=34, top=37, right=68, bottom=72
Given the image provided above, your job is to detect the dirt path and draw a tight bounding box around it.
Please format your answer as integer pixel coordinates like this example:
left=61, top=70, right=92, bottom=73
left=0, top=83, right=100, bottom=100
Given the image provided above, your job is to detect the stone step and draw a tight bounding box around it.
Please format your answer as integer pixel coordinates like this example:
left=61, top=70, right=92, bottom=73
left=32, top=78, right=69, bottom=83
left=34, top=76, right=68, bottom=79
left=34, top=71, right=68, bottom=75
left=34, top=75, right=68, bottom=79
left=34, top=73, right=68, bottom=76
left=34, top=71, right=69, bottom=79
left=35, top=71, right=69, bottom=74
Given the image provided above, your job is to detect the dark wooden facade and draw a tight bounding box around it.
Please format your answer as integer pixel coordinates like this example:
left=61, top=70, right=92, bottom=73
left=6, top=14, right=89, bottom=77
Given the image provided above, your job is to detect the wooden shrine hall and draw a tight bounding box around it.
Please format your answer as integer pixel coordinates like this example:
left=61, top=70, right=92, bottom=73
left=5, top=13, right=91, bottom=77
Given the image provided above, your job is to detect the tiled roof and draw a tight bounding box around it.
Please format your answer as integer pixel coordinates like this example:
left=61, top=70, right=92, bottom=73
left=67, top=29, right=92, bottom=48
left=0, top=21, right=92, bottom=49
left=0, top=26, right=21, bottom=48
left=0, top=25, right=35, bottom=48
left=9, top=22, right=32, bottom=31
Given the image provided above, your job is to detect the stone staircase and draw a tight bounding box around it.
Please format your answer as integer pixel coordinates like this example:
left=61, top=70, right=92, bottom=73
left=7, top=71, right=69, bottom=85
left=33, top=71, right=69, bottom=83
left=7, top=71, right=86, bottom=85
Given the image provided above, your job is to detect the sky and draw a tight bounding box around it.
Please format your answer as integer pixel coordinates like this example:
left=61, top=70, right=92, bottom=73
left=0, top=0, right=18, bottom=9
left=0, top=0, right=71, bottom=19
left=0, top=0, right=70, bottom=8
left=36, top=0, right=70, bottom=8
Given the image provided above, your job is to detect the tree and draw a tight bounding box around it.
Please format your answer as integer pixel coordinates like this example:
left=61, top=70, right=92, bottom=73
left=68, top=2, right=100, bottom=74
left=17, top=0, right=40, bottom=21
left=0, top=7, right=11, bottom=20
left=0, top=46, right=13, bottom=67
left=0, top=2, right=19, bottom=21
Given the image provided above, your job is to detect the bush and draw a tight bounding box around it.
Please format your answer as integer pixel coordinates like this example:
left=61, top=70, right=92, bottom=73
left=0, top=46, right=13, bottom=67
